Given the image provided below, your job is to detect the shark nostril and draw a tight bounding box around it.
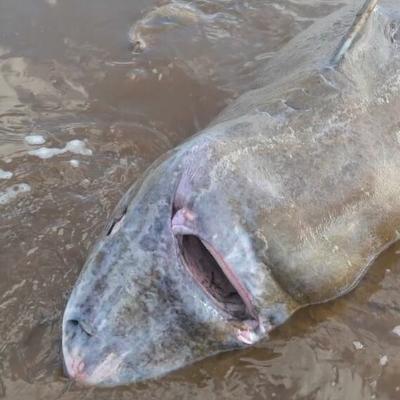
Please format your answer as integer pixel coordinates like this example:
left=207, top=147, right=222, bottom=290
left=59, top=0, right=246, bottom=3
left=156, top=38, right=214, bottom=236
left=67, top=319, right=96, bottom=338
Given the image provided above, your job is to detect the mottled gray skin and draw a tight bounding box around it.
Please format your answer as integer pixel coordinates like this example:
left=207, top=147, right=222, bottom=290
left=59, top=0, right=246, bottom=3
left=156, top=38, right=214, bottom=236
left=63, top=0, right=400, bottom=386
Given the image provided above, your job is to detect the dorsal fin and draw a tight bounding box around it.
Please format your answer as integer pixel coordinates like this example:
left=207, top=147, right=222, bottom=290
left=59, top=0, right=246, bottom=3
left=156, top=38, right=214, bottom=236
left=331, top=0, right=380, bottom=66
left=215, top=0, right=397, bottom=124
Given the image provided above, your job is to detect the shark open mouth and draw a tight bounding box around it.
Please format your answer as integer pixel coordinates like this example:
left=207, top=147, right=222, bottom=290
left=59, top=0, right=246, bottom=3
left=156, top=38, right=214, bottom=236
left=176, top=234, right=255, bottom=321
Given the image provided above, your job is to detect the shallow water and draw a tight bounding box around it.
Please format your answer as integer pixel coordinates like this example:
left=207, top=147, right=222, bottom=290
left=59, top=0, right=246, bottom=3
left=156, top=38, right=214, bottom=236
left=1, top=0, right=400, bottom=399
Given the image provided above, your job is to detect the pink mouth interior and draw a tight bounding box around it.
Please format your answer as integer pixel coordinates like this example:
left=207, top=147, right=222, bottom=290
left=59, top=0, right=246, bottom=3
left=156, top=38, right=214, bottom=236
left=178, top=234, right=255, bottom=321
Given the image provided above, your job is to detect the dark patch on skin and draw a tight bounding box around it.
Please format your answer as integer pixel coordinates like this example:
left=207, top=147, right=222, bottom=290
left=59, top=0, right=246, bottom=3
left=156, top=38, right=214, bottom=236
left=93, top=251, right=106, bottom=268
left=139, top=234, right=159, bottom=252
left=387, top=21, right=400, bottom=43
left=80, top=304, right=93, bottom=316
left=93, top=280, right=107, bottom=296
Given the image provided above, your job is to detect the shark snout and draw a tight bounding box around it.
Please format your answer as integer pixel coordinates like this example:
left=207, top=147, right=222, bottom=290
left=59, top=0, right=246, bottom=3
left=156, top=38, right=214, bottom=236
left=63, top=316, right=128, bottom=386
left=62, top=318, right=95, bottom=384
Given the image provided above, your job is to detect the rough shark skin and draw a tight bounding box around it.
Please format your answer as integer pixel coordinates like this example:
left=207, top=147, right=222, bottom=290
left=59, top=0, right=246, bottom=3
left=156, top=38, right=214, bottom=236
left=62, top=0, right=400, bottom=386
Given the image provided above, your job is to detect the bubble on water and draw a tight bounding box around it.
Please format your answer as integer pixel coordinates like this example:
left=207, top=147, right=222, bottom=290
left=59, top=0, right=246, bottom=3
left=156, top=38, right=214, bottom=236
left=127, top=67, right=149, bottom=81
left=66, top=140, right=93, bottom=155
left=28, top=139, right=93, bottom=159
left=25, top=134, right=46, bottom=145
left=69, top=159, right=80, bottom=167
left=379, top=355, right=388, bottom=366
left=392, top=326, right=400, bottom=336
left=27, top=247, right=39, bottom=257
left=0, top=183, right=31, bottom=205
left=28, top=147, right=63, bottom=159
left=353, top=341, right=364, bottom=350
left=0, top=169, right=13, bottom=180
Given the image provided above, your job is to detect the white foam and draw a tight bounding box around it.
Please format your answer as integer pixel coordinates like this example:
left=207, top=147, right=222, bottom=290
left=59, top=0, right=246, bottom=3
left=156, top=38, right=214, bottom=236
left=28, top=139, right=93, bottom=159
left=65, top=140, right=92, bottom=155
left=392, top=326, right=400, bottom=336
left=379, top=355, right=388, bottom=366
left=25, top=135, right=46, bottom=145
left=29, top=147, right=64, bottom=159
left=0, top=183, right=31, bottom=205
left=353, top=341, right=364, bottom=350
left=69, top=159, right=80, bottom=167
left=0, top=169, right=13, bottom=180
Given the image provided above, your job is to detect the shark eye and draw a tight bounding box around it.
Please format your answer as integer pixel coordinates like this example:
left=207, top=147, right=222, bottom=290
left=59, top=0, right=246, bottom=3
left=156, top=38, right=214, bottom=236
left=106, top=209, right=127, bottom=236
left=177, top=234, right=253, bottom=321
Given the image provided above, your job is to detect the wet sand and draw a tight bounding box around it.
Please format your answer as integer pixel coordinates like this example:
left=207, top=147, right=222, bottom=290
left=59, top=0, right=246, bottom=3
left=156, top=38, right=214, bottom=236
left=0, top=1, right=400, bottom=399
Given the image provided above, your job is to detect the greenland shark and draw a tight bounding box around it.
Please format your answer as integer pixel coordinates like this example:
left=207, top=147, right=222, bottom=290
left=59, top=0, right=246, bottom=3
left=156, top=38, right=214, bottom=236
left=62, top=0, right=400, bottom=386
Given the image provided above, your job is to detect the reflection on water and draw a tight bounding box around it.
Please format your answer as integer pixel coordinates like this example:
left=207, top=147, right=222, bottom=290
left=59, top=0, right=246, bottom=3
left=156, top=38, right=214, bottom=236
left=0, top=0, right=399, bottom=399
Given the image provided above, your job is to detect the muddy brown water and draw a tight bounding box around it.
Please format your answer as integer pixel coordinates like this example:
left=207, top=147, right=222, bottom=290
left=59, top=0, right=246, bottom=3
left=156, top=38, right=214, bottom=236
left=1, top=0, right=400, bottom=399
